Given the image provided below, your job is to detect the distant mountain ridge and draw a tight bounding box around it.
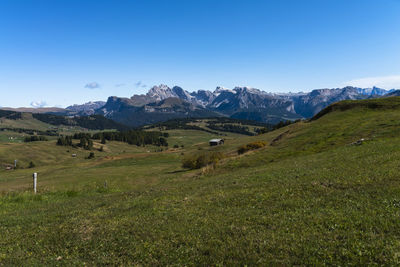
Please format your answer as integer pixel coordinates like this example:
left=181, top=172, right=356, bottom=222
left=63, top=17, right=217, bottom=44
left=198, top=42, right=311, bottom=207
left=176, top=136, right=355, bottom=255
left=66, top=101, right=106, bottom=115
left=95, top=84, right=395, bottom=126
left=2, top=85, right=397, bottom=127
left=1, top=107, right=66, bottom=114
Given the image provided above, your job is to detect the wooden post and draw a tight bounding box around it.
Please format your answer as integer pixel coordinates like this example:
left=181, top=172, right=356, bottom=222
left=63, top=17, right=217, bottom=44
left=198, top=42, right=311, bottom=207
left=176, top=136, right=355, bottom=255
left=33, top=173, right=37, bottom=194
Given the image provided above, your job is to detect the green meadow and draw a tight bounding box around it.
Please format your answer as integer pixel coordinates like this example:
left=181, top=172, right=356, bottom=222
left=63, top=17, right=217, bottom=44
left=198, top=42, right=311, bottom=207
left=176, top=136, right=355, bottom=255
left=2, top=97, right=400, bottom=265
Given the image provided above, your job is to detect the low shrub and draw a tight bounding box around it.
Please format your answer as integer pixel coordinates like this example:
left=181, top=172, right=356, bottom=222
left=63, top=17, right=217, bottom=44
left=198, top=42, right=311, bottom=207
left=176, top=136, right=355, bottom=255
left=182, top=151, right=224, bottom=170
left=238, top=141, right=267, bottom=154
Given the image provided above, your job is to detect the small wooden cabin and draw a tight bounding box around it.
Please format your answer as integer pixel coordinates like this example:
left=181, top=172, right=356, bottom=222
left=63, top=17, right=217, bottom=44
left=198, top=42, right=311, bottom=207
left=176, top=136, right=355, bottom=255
left=209, top=139, right=224, bottom=146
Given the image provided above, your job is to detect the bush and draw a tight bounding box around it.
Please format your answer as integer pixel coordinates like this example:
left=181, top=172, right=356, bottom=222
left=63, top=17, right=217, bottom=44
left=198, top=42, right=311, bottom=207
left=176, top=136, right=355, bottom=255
left=238, top=141, right=267, bottom=155
left=182, top=151, right=224, bottom=169
left=173, top=144, right=179, bottom=148
left=87, top=152, right=95, bottom=159
left=28, top=161, right=35, bottom=168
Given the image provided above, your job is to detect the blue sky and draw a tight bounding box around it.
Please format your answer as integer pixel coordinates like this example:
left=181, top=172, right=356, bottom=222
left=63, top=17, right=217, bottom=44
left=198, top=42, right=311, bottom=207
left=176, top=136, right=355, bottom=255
left=0, top=0, right=399, bottom=107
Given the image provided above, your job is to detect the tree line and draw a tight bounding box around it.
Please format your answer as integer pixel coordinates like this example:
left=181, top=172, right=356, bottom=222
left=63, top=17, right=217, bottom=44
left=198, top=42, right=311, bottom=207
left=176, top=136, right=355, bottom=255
left=57, top=130, right=168, bottom=149
left=0, top=127, right=58, bottom=136
left=24, top=135, right=48, bottom=142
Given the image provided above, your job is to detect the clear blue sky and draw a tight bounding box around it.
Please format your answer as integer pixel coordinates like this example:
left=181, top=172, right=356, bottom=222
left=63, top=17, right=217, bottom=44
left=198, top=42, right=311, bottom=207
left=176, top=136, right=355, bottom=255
left=1, top=0, right=399, bottom=107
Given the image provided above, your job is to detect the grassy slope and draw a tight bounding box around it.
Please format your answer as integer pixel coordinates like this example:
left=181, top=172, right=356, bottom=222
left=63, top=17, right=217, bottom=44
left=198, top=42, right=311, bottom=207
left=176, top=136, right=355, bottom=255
left=0, top=131, right=25, bottom=143
left=0, top=112, right=93, bottom=143
left=0, top=113, right=52, bottom=131
left=0, top=129, right=221, bottom=191
left=186, top=119, right=260, bottom=135
left=0, top=112, right=123, bottom=142
left=1, top=97, right=400, bottom=264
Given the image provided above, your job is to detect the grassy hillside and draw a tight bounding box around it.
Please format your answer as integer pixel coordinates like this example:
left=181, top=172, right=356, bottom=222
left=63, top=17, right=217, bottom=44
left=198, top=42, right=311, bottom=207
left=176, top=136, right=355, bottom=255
left=0, top=112, right=54, bottom=131
left=0, top=109, right=130, bottom=134
left=0, top=110, right=131, bottom=144
left=145, top=117, right=271, bottom=137
left=1, top=97, right=400, bottom=265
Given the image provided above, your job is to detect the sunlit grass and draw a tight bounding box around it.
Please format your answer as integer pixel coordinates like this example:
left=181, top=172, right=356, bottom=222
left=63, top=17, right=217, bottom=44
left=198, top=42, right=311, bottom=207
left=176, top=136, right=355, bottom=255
left=2, top=97, right=400, bottom=264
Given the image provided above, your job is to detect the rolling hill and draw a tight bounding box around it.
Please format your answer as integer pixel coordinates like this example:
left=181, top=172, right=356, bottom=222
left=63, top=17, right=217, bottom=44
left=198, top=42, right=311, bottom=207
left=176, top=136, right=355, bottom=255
left=1, top=97, right=400, bottom=264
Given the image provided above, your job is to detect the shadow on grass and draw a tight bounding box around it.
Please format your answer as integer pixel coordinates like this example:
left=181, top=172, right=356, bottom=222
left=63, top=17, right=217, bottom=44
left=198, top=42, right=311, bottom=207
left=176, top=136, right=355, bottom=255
left=166, top=169, right=186, bottom=174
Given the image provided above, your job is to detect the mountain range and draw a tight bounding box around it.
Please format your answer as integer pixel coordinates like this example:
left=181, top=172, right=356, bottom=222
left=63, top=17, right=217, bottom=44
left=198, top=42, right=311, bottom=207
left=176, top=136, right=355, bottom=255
left=93, top=85, right=396, bottom=126
left=2, top=85, right=398, bottom=127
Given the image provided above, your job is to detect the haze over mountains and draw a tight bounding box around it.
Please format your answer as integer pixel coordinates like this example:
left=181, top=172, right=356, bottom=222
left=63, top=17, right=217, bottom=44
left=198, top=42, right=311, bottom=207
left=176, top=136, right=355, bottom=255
left=2, top=85, right=398, bottom=127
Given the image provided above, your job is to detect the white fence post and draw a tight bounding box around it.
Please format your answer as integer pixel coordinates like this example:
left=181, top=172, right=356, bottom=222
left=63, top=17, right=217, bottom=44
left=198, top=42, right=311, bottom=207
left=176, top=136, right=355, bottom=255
left=33, top=173, right=37, bottom=194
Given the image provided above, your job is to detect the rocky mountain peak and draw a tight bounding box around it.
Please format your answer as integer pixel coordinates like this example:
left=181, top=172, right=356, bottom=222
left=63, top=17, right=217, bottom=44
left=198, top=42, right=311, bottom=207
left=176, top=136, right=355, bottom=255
left=146, top=84, right=175, bottom=101
left=172, top=86, right=193, bottom=101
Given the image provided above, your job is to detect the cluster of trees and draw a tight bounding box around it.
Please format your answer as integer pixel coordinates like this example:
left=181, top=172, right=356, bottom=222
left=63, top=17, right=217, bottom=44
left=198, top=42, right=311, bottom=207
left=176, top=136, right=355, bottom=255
left=24, top=135, right=48, bottom=142
left=78, top=136, right=93, bottom=150
left=0, top=127, right=58, bottom=136
left=71, top=133, right=94, bottom=149
left=57, top=136, right=73, bottom=146
left=56, top=130, right=168, bottom=149
left=91, top=131, right=168, bottom=146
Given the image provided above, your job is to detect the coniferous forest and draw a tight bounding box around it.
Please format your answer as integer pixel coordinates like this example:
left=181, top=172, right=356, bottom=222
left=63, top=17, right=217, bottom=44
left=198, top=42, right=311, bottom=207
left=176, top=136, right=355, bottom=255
left=57, top=130, right=168, bottom=148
